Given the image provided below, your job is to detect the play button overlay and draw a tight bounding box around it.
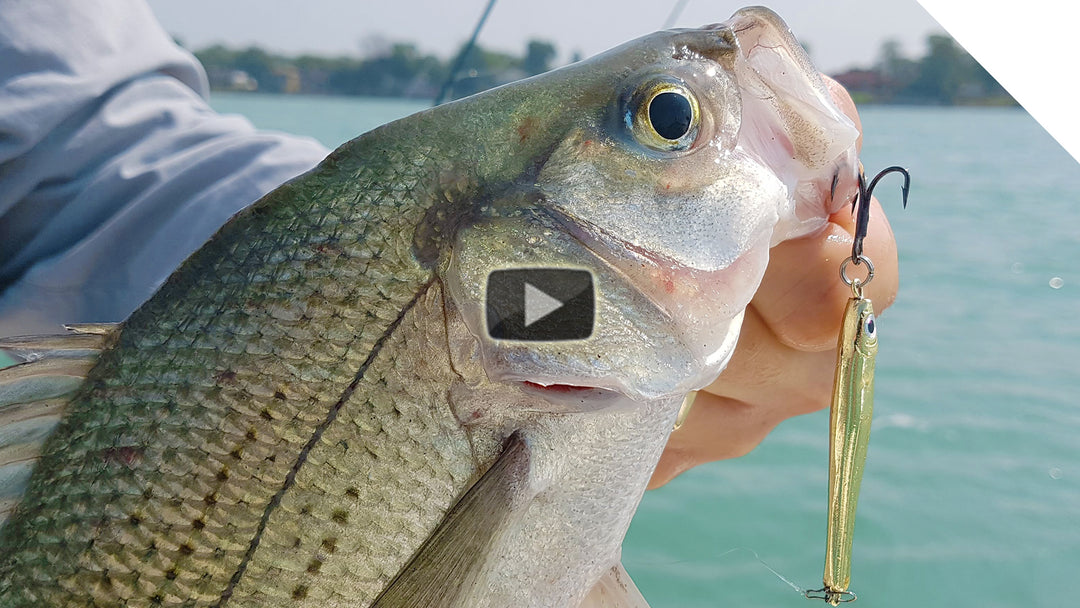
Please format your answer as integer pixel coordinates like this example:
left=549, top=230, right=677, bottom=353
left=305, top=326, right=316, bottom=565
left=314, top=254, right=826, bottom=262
left=523, top=283, right=563, bottom=327
left=486, top=268, right=594, bottom=341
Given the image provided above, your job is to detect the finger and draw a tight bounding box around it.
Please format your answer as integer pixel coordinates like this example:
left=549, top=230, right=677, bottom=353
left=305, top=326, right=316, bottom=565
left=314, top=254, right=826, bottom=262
left=703, top=304, right=835, bottom=409
left=656, top=307, right=836, bottom=488
left=747, top=195, right=897, bottom=351
left=648, top=393, right=768, bottom=489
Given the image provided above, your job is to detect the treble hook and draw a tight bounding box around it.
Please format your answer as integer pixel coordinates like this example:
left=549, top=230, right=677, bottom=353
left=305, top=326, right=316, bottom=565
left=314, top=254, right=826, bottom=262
left=805, top=587, right=858, bottom=604
left=850, top=165, right=910, bottom=264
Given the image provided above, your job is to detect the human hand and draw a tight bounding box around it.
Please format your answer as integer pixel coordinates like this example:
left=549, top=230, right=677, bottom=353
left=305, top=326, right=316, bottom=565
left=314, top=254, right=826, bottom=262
left=649, top=77, right=899, bottom=489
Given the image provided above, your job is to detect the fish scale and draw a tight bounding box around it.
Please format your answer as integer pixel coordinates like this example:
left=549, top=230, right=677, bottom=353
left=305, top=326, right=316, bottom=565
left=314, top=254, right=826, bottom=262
left=0, top=121, right=461, bottom=605
left=229, top=286, right=474, bottom=606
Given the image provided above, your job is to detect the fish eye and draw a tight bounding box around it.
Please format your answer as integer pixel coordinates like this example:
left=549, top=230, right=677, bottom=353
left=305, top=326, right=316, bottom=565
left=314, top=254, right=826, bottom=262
left=863, top=313, right=876, bottom=338
left=649, top=92, right=693, bottom=140
left=626, top=79, right=700, bottom=152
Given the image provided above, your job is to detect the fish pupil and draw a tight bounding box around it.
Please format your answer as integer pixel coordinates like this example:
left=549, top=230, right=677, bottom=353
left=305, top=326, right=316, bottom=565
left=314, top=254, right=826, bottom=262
left=866, top=316, right=875, bottom=334
left=649, top=92, right=692, bottom=140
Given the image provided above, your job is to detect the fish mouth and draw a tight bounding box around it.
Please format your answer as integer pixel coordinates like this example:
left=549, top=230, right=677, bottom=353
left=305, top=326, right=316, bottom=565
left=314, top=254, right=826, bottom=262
left=521, top=381, right=598, bottom=393
left=517, top=380, right=628, bottom=412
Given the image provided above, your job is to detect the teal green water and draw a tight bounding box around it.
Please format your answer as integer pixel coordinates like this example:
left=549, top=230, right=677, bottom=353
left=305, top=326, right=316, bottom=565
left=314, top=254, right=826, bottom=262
left=210, top=92, right=432, bottom=152
left=213, top=94, right=1080, bottom=607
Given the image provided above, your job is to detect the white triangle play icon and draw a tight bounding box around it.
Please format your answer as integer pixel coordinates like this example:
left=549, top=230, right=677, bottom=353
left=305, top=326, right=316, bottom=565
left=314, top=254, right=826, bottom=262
left=524, top=282, right=564, bottom=327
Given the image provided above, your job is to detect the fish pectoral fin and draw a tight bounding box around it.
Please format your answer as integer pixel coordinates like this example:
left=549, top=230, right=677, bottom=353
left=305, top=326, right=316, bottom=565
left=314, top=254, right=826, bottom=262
left=62, top=322, right=121, bottom=336
left=0, top=326, right=115, bottom=526
left=372, top=432, right=533, bottom=608
left=579, top=562, right=652, bottom=608
left=0, top=324, right=116, bottom=363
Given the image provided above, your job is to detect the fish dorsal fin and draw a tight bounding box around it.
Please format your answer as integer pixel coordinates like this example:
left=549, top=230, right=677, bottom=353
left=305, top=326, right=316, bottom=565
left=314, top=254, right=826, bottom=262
left=0, top=326, right=115, bottom=526
left=579, top=562, right=653, bottom=608
left=372, top=432, right=533, bottom=608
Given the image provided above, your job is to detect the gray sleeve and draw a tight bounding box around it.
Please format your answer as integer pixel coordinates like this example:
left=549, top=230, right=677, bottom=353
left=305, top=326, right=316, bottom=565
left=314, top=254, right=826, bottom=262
left=0, top=0, right=331, bottom=336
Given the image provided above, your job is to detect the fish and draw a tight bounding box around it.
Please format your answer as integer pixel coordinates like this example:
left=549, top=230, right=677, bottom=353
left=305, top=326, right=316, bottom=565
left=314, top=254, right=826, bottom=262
left=0, top=7, right=860, bottom=607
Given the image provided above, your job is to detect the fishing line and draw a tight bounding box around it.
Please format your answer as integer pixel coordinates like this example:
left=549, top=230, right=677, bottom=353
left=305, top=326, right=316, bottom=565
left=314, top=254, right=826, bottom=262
left=627, top=546, right=814, bottom=598
left=747, top=549, right=809, bottom=596
left=726, top=547, right=814, bottom=598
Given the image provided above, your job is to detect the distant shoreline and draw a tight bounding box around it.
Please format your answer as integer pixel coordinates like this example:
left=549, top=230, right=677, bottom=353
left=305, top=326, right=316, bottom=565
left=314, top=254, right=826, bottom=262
left=193, top=31, right=1016, bottom=108
left=207, top=88, right=1021, bottom=109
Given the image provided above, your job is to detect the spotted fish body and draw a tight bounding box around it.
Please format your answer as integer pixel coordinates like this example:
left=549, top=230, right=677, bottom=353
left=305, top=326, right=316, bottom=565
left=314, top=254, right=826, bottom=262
left=0, top=8, right=860, bottom=607
left=0, top=117, right=479, bottom=606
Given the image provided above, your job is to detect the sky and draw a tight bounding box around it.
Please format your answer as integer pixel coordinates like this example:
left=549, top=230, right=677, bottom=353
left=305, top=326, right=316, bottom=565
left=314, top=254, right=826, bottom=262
left=145, top=0, right=944, bottom=75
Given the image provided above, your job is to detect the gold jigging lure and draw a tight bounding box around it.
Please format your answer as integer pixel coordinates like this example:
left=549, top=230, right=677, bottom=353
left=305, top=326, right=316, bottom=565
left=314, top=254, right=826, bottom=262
left=806, top=165, right=909, bottom=605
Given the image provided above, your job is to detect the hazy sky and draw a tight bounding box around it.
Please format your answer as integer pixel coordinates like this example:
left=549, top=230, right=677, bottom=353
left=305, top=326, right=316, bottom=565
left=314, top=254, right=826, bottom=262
left=146, top=0, right=944, bottom=74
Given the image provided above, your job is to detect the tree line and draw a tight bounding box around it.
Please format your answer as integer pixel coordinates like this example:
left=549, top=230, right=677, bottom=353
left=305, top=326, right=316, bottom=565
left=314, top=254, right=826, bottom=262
left=192, top=31, right=1014, bottom=106
left=193, top=39, right=557, bottom=101
left=833, top=34, right=1015, bottom=106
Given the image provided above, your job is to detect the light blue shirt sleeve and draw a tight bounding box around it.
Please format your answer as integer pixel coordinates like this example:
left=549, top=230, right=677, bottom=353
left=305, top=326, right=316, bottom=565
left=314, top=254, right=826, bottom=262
left=0, top=0, right=331, bottom=336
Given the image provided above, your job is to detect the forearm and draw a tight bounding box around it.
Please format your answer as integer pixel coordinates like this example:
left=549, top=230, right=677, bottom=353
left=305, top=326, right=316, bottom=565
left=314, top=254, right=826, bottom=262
left=0, top=0, right=330, bottom=335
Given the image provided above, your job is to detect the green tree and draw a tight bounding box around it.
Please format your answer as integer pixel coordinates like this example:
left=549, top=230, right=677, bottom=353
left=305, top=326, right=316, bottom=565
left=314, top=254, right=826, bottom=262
left=196, top=45, right=289, bottom=93
left=194, top=44, right=235, bottom=67
left=324, top=43, right=444, bottom=98
left=234, top=47, right=279, bottom=92
left=875, top=39, right=918, bottom=97
left=907, top=34, right=967, bottom=104
left=440, top=42, right=519, bottom=99
left=969, top=58, right=1013, bottom=102
left=522, top=40, right=556, bottom=75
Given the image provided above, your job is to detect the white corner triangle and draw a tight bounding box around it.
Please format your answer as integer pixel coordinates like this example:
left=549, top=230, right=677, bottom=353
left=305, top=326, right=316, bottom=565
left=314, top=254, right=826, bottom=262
left=917, top=0, right=1080, bottom=164
left=524, top=283, right=563, bottom=327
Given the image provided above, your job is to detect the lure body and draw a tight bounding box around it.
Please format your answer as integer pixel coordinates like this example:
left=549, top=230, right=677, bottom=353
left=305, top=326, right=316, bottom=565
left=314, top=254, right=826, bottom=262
left=822, top=295, right=877, bottom=604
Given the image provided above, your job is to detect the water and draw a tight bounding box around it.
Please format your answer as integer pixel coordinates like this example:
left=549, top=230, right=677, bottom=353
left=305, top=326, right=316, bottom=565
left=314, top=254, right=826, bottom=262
left=213, top=94, right=1080, bottom=606
left=210, top=92, right=432, bottom=149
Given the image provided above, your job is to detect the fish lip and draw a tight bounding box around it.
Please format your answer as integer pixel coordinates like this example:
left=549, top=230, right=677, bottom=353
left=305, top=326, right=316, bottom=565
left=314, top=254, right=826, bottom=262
left=516, top=380, right=630, bottom=411
left=520, top=380, right=600, bottom=393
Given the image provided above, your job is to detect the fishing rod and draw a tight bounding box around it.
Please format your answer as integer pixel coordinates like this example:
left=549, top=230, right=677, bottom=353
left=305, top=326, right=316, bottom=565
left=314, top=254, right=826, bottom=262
left=434, top=0, right=497, bottom=106
left=662, top=0, right=691, bottom=29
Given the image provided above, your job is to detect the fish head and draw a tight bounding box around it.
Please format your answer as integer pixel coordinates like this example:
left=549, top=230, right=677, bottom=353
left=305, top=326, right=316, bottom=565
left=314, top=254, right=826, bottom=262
left=439, top=7, right=860, bottom=403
